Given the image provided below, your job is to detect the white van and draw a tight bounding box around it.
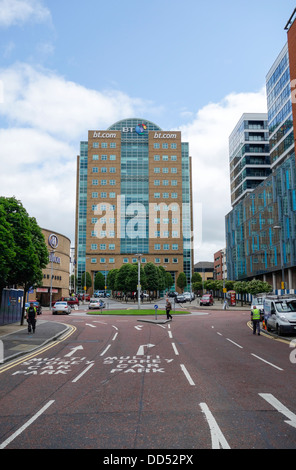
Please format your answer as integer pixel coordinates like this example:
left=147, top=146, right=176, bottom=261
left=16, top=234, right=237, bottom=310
left=264, top=295, right=296, bottom=335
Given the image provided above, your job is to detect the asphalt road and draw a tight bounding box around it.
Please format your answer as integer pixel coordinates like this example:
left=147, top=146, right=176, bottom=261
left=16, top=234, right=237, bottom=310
left=0, top=306, right=296, bottom=452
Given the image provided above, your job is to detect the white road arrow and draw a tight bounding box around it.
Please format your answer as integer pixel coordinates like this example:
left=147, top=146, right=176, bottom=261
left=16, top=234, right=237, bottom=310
left=259, top=393, right=296, bottom=429
left=65, top=345, right=84, bottom=357
left=136, top=344, right=155, bottom=356
left=85, top=323, right=96, bottom=328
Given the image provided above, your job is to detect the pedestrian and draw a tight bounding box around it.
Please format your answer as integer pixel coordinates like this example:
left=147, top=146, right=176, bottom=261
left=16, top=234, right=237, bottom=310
left=251, top=306, right=261, bottom=335
left=223, top=299, right=229, bottom=310
left=26, top=302, right=37, bottom=334
left=166, top=299, right=172, bottom=320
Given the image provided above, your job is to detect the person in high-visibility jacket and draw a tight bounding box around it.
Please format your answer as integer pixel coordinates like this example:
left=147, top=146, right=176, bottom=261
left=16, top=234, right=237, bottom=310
left=251, top=307, right=261, bottom=335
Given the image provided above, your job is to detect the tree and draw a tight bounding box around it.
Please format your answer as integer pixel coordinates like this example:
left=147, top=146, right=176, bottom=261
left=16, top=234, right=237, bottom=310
left=81, top=272, right=92, bottom=292
left=165, top=272, right=174, bottom=291
left=247, top=279, right=272, bottom=296
left=107, top=269, right=118, bottom=293
left=94, top=272, right=105, bottom=290
left=191, top=272, right=202, bottom=284
left=144, top=262, right=159, bottom=296
left=177, top=272, right=187, bottom=292
left=233, top=281, right=249, bottom=306
left=0, top=197, right=48, bottom=324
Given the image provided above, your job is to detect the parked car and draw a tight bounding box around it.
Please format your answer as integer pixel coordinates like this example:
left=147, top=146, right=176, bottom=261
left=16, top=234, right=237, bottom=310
left=175, top=294, right=186, bottom=303
left=52, top=301, right=71, bottom=315
left=199, top=294, right=214, bottom=306
left=168, top=292, right=178, bottom=298
left=89, top=298, right=105, bottom=309
left=78, top=294, right=90, bottom=301
left=264, top=295, right=296, bottom=335
left=184, top=292, right=195, bottom=301
left=25, top=301, right=42, bottom=315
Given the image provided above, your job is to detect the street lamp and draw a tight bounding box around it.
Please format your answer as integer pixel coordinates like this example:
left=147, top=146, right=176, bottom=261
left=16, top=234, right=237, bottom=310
left=273, top=225, right=285, bottom=292
left=135, top=254, right=142, bottom=309
left=49, top=250, right=55, bottom=310
left=84, top=257, right=90, bottom=303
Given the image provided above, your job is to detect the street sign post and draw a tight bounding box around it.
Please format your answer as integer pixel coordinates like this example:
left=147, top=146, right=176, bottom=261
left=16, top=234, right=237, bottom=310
left=154, top=304, right=158, bottom=320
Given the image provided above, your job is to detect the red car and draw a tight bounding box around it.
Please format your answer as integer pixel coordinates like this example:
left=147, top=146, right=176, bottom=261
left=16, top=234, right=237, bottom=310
left=52, top=297, right=79, bottom=308
left=199, top=294, right=214, bottom=306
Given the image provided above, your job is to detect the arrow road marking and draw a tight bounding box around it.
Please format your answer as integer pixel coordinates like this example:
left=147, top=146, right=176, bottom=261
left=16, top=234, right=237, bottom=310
left=85, top=323, right=96, bottom=328
left=259, top=393, right=296, bottom=429
left=65, top=345, right=84, bottom=357
left=136, top=344, right=155, bottom=356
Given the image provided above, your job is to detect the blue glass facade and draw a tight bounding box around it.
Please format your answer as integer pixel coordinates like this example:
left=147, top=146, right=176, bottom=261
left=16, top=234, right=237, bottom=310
left=226, top=43, right=296, bottom=291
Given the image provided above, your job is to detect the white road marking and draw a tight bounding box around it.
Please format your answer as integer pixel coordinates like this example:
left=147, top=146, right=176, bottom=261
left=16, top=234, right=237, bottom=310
left=0, top=400, right=55, bottom=449
left=180, top=364, right=195, bottom=386
left=85, top=323, right=96, bottom=328
left=100, top=344, right=111, bottom=356
left=226, top=338, right=243, bottom=349
left=136, top=344, right=155, bottom=356
left=259, top=393, right=296, bottom=429
left=171, top=343, right=179, bottom=355
left=112, top=332, right=118, bottom=341
left=65, top=345, right=84, bottom=357
left=251, top=353, right=283, bottom=371
left=72, top=363, right=95, bottom=383
left=199, top=402, right=231, bottom=449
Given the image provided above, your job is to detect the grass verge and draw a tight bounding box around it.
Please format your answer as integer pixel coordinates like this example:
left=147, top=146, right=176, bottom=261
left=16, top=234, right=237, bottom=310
left=87, top=309, right=188, bottom=316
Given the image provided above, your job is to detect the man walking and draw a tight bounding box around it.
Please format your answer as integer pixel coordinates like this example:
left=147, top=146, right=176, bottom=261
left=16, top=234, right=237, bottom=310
left=251, top=306, right=261, bottom=335
left=26, top=302, right=37, bottom=334
left=166, top=299, right=172, bottom=320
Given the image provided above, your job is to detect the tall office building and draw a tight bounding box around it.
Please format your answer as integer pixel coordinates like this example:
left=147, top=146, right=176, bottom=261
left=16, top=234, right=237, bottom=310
left=229, top=113, right=271, bottom=206
left=225, top=11, right=296, bottom=291
left=75, top=118, right=193, bottom=294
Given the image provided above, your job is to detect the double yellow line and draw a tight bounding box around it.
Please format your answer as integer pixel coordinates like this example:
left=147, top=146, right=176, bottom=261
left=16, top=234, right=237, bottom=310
left=0, top=324, right=76, bottom=374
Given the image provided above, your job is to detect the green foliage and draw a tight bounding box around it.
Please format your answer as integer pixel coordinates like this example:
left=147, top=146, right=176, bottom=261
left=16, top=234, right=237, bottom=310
left=94, top=271, right=105, bottom=290
left=177, top=272, right=187, bottom=292
left=0, top=196, right=48, bottom=323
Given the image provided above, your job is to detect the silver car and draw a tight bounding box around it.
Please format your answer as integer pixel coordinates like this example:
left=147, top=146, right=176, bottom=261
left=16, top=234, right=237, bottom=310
left=52, top=301, right=71, bottom=315
left=89, top=298, right=105, bottom=309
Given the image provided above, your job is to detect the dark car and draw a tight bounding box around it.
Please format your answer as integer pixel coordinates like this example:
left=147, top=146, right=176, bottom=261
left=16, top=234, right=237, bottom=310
left=25, top=301, right=42, bottom=315
left=199, top=294, right=214, bottom=306
left=168, top=292, right=178, bottom=298
left=175, top=294, right=186, bottom=303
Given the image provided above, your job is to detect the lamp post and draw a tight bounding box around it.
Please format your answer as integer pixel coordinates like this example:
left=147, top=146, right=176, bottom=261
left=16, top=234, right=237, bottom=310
left=135, top=254, right=142, bottom=309
left=49, top=250, right=55, bottom=310
left=84, top=257, right=90, bottom=303
left=273, top=225, right=285, bottom=292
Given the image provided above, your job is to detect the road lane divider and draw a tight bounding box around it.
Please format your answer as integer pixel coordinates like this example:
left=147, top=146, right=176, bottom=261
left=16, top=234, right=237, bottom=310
left=251, top=353, right=283, bottom=371
left=0, top=400, right=55, bottom=449
left=199, top=402, right=231, bottom=449
left=180, top=364, right=195, bottom=386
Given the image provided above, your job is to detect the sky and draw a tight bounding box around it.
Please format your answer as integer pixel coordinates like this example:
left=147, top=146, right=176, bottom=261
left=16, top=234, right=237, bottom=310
left=0, top=0, right=295, bottom=263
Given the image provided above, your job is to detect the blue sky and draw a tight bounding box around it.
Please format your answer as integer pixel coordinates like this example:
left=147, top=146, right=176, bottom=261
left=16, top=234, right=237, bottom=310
left=0, top=0, right=295, bottom=262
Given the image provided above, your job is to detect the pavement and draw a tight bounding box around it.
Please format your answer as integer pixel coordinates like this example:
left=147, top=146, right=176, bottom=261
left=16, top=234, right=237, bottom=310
left=0, top=318, right=71, bottom=364
left=0, top=300, right=251, bottom=364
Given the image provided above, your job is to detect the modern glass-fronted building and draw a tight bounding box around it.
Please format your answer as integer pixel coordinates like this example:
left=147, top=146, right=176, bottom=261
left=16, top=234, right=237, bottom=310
left=226, top=18, right=296, bottom=291
left=229, top=113, right=271, bottom=206
left=75, top=118, right=193, bottom=293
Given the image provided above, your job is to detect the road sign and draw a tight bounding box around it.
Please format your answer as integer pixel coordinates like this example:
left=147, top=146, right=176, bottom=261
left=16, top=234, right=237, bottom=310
left=154, top=304, right=158, bottom=319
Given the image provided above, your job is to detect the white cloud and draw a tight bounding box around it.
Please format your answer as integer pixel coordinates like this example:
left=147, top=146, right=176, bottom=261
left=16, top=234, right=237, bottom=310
left=0, top=0, right=51, bottom=27
left=0, top=63, right=155, bottom=140
left=0, top=64, right=158, bottom=245
left=0, top=62, right=268, bottom=263
left=179, top=88, right=267, bottom=262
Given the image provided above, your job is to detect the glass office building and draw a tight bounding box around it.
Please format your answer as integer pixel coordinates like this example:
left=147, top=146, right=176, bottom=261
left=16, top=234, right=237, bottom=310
left=229, top=113, right=271, bottom=206
left=226, top=36, right=296, bottom=291
left=75, top=118, right=193, bottom=293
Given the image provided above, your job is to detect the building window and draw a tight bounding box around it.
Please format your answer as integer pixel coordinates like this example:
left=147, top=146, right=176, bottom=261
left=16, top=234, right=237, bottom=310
left=154, top=244, right=161, bottom=250
left=92, top=179, right=98, bottom=185
left=110, top=154, right=116, bottom=160
left=92, top=192, right=98, bottom=198
left=172, top=244, right=178, bottom=250
left=91, top=244, right=97, bottom=250
left=93, top=155, right=99, bottom=160
left=93, top=142, right=99, bottom=148
left=154, top=155, right=160, bottom=161
left=154, top=143, right=160, bottom=149
left=91, top=258, right=97, bottom=263
left=163, top=244, right=169, bottom=250
left=92, top=167, right=98, bottom=173
left=155, top=258, right=160, bottom=263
